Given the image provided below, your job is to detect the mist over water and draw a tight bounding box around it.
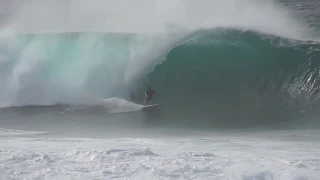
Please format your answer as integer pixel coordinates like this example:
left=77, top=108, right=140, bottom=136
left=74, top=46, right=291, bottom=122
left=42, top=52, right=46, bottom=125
left=0, top=0, right=314, bottom=37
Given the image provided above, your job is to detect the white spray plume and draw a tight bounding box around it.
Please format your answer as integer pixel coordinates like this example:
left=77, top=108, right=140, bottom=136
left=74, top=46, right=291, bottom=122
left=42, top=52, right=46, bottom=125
left=0, top=0, right=313, bottom=39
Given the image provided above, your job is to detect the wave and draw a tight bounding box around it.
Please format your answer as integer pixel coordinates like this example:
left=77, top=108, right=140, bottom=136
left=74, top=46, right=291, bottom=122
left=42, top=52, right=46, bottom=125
left=0, top=27, right=320, bottom=127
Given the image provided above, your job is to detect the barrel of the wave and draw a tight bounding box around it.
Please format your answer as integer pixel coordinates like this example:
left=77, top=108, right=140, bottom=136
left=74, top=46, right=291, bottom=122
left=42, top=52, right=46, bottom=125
left=131, top=29, right=320, bottom=128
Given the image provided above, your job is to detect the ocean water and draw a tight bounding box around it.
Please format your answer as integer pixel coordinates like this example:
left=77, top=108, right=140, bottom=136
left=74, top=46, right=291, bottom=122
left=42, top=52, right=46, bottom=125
left=0, top=0, right=320, bottom=179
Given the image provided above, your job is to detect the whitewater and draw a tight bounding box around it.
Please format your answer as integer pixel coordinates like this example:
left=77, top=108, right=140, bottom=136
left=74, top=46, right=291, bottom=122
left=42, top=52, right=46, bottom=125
left=0, top=0, right=320, bottom=179
left=1, top=129, right=320, bottom=179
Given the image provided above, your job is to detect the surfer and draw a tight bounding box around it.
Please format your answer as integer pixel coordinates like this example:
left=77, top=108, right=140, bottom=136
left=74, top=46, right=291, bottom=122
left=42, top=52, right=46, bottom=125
left=144, top=86, right=157, bottom=105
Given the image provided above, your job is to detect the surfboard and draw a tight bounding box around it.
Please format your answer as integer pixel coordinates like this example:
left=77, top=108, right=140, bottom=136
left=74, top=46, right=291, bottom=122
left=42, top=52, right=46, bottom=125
left=142, top=104, right=162, bottom=110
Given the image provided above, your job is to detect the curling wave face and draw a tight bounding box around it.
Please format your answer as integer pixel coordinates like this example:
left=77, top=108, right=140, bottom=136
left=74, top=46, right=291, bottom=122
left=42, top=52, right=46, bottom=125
left=0, top=28, right=320, bottom=127
left=131, top=29, right=320, bottom=127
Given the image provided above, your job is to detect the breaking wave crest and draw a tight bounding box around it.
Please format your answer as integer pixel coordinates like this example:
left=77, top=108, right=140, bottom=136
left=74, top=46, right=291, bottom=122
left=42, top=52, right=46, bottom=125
left=0, top=28, right=320, bottom=127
